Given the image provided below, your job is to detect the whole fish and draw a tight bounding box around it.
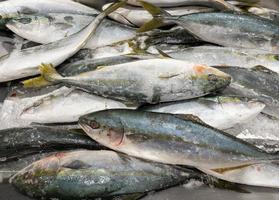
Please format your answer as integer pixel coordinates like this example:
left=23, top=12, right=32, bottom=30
left=143, top=96, right=265, bottom=129
left=216, top=66, right=279, bottom=118
left=103, top=3, right=213, bottom=27
left=35, top=60, right=231, bottom=105
left=0, top=86, right=136, bottom=125
left=139, top=1, right=279, bottom=53
left=127, top=0, right=238, bottom=10
left=6, top=13, right=136, bottom=50
left=0, top=0, right=98, bottom=28
left=11, top=150, right=197, bottom=199
left=0, top=1, right=126, bottom=82
left=79, top=109, right=279, bottom=171
left=167, top=46, right=279, bottom=73
left=0, top=126, right=102, bottom=162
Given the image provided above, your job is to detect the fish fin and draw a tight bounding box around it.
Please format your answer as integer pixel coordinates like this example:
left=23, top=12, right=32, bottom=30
left=103, top=0, right=127, bottom=16
left=251, top=65, right=277, bottom=74
left=22, top=76, right=52, bottom=88
left=156, top=49, right=173, bottom=58
left=174, top=114, right=208, bottom=125
left=137, top=1, right=171, bottom=32
left=39, top=63, right=63, bottom=83
left=211, top=164, right=253, bottom=174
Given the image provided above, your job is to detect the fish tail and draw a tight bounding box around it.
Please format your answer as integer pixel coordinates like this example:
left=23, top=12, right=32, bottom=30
left=22, top=76, right=52, bottom=88
left=39, top=63, right=63, bottom=83
left=103, top=0, right=127, bottom=15
left=137, top=1, right=171, bottom=33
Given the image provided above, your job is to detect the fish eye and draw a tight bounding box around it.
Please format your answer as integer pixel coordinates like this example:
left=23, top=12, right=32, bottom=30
left=90, top=121, right=100, bottom=129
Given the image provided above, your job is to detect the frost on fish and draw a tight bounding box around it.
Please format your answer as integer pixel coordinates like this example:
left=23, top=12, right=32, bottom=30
left=0, top=86, right=136, bottom=127
left=7, top=13, right=136, bottom=50
left=168, top=46, right=279, bottom=74
left=39, top=59, right=231, bottom=104
left=226, top=113, right=279, bottom=142
left=11, top=150, right=193, bottom=199
left=144, top=96, right=265, bottom=129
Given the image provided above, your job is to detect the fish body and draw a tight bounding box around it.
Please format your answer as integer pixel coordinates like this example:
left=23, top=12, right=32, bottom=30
left=143, top=96, right=265, bottom=129
left=226, top=113, right=279, bottom=144
left=127, top=0, right=238, bottom=10
left=168, top=46, right=279, bottom=73
left=0, top=86, right=136, bottom=125
left=11, top=150, right=195, bottom=199
left=0, top=126, right=102, bottom=162
left=217, top=66, right=279, bottom=118
left=0, top=0, right=98, bottom=27
left=79, top=109, right=277, bottom=170
left=7, top=13, right=136, bottom=50
left=140, top=2, right=279, bottom=52
left=0, top=2, right=124, bottom=82
left=0, top=35, right=15, bottom=58
left=38, top=59, right=231, bottom=104
left=103, top=3, right=213, bottom=26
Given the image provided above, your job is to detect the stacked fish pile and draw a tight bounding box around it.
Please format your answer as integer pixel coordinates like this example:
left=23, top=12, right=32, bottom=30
left=0, top=0, right=279, bottom=199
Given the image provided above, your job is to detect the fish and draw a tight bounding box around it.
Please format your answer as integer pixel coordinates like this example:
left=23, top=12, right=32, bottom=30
left=127, top=0, right=239, bottom=10
left=166, top=45, right=279, bottom=74
left=139, top=1, right=279, bottom=53
left=0, top=35, right=15, bottom=58
left=79, top=109, right=279, bottom=171
left=225, top=113, right=279, bottom=146
left=0, top=86, right=136, bottom=125
left=143, top=96, right=265, bottom=129
left=103, top=3, right=213, bottom=27
left=11, top=150, right=197, bottom=199
left=58, top=55, right=140, bottom=77
left=216, top=65, right=279, bottom=118
left=0, top=152, right=55, bottom=183
left=201, top=163, right=279, bottom=188
left=0, top=1, right=126, bottom=82
left=0, top=0, right=98, bottom=28
left=246, top=6, right=279, bottom=22
left=35, top=60, right=231, bottom=105
left=6, top=12, right=136, bottom=50
left=0, top=126, right=103, bottom=162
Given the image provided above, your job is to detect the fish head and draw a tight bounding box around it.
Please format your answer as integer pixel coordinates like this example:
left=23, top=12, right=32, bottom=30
left=6, top=14, right=52, bottom=38
left=191, top=65, right=231, bottom=94
left=79, top=110, right=125, bottom=147
left=10, top=153, right=62, bottom=198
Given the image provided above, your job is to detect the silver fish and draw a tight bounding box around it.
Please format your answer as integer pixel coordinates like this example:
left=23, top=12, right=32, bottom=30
left=167, top=45, right=279, bottom=74
left=6, top=13, right=136, bottom=50
left=36, top=59, right=231, bottom=104
left=0, top=1, right=125, bottom=82
left=139, top=1, right=279, bottom=53
left=143, top=96, right=265, bottom=129
left=103, top=3, right=213, bottom=27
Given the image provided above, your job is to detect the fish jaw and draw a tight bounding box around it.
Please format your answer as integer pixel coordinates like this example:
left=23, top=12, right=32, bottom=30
left=192, top=65, right=231, bottom=94
left=10, top=154, right=61, bottom=198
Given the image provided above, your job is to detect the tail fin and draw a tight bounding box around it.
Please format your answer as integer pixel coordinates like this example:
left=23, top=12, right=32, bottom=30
left=22, top=76, right=51, bottom=88
left=39, top=63, right=63, bottom=83
left=104, top=0, right=127, bottom=15
left=138, top=1, right=171, bottom=33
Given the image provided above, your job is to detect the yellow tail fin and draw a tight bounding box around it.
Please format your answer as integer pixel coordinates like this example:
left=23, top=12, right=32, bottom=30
left=39, top=63, right=63, bottom=82
left=22, top=76, right=51, bottom=88
left=137, top=1, right=170, bottom=32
